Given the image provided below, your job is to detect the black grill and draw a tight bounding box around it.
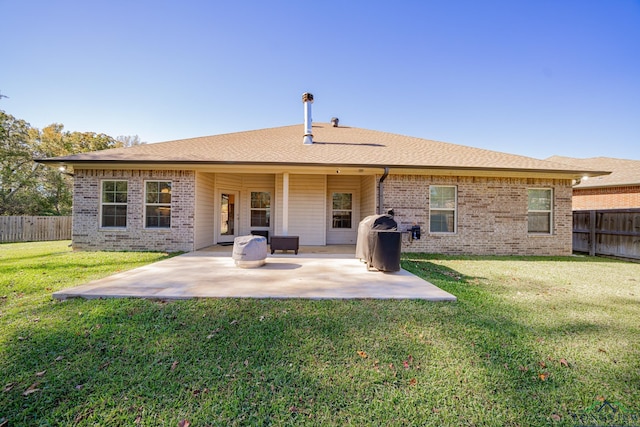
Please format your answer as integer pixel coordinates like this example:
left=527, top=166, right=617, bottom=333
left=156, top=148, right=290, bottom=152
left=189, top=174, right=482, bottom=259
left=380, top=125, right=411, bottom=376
left=355, top=214, right=402, bottom=272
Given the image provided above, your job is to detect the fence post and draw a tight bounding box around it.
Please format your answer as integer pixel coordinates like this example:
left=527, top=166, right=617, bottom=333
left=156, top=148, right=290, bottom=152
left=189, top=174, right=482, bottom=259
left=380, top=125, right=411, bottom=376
left=589, top=210, right=596, bottom=256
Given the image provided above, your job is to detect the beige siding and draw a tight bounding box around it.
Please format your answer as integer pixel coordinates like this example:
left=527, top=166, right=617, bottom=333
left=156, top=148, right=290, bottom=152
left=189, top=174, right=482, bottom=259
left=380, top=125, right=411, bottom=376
left=275, top=174, right=284, bottom=235
left=195, top=172, right=216, bottom=249
left=239, top=174, right=275, bottom=237
left=289, top=174, right=327, bottom=245
left=195, top=173, right=277, bottom=245
left=326, top=175, right=361, bottom=244
left=360, top=175, right=377, bottom=220
left=215, top=174, right=242, bottom=189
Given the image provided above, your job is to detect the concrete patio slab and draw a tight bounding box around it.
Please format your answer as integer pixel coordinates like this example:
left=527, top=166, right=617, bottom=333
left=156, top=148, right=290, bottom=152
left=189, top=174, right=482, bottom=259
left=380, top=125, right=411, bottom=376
left=53, top=251, right=456, bottom=301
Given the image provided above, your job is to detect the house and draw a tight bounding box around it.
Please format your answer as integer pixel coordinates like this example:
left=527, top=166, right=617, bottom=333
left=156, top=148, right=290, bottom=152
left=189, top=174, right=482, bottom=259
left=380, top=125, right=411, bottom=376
left=38, top=94, right=608, bottom=255
left=547, top=156, right=640, bottom=210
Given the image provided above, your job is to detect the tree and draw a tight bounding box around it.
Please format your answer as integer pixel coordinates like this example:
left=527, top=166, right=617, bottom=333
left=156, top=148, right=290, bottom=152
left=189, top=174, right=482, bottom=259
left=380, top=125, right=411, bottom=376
left=0, top=110, right=44, bottom=215
left=65, top=130, right=122, bottom=153
left=1, top=110, right=124, bottom=216
left=29, top=124, right=122, bottom=215
left=116, top=134, right=145, bottom=147
left=32, top=124, right=121, bottom=158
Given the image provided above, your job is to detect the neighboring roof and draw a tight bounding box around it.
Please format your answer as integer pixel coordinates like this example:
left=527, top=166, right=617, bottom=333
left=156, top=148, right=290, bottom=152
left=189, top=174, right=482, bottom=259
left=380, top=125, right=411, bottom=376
left=546, top=156, right=639, bottom=188
left=38, top=123, right=608, bottom=178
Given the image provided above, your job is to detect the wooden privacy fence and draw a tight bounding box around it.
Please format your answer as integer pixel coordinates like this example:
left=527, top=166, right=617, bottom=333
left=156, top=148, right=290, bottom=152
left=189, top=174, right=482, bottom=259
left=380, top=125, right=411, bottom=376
left=0, top=216, right=72, bottom=243
left=573, top=209, right=640, bottom=260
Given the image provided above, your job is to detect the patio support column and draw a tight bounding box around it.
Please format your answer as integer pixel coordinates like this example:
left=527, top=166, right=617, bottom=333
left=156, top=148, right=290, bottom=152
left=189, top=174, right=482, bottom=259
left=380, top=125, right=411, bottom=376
left=282, top=172, right=289, bottom=235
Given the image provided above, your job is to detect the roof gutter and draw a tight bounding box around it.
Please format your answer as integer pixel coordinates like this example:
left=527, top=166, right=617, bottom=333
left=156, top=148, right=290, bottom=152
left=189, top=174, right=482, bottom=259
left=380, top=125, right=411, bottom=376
left=378, top=166, right=390, bottom=214
left=34, top=159, right=608, bottom=174
left=34, top=159, right=610, bottom=181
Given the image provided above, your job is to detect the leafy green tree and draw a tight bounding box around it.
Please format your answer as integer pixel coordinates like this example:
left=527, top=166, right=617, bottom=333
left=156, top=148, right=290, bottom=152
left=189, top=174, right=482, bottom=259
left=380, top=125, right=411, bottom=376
left=0, top=111, right=44, bottom=215
left=29, top=124, right=122, bottom=215
left=64, top=130, right=122, bottom=153
left=32, top=124, right=121, bottom=158
left=1, top=110, right=128, bottom=215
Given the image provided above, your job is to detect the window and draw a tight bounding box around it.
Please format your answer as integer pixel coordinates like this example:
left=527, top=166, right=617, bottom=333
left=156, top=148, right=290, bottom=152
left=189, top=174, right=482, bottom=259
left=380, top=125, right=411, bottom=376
left=145, top=181, right=172, bottom=228
left=332, top=193, right=353, bottom=229
left=250, top=191, right=271, bottom=227
left=101, top=180, right=128, bottom=228
left=528, top=188, right=552, bottom=233
left=430, top=185, right=457, bottom=233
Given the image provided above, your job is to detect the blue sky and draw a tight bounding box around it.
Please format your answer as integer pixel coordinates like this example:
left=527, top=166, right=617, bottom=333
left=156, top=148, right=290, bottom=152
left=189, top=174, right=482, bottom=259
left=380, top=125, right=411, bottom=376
left=2, top=0, right=639, bottom=160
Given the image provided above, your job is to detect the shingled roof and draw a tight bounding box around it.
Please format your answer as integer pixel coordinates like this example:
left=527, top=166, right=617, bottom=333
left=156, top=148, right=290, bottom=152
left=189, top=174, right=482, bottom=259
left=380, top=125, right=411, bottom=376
left=39, top=123, right=608, bottom=178
left=547, top=156, right=639, bottom=188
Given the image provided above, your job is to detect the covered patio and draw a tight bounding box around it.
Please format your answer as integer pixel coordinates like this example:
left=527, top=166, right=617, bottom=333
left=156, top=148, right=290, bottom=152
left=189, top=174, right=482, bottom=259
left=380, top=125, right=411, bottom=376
left=53, top=246, right=456, bottom=301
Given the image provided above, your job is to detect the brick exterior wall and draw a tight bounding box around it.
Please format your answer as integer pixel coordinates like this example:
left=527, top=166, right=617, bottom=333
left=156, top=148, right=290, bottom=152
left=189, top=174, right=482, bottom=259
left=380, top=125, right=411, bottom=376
left=573, top=186, right=640, bottom=210
left=71, top=169, right=573, bottom=255
left=72, top=169, right=195, bottom=252
left=383, top=175, right=573, bottom=256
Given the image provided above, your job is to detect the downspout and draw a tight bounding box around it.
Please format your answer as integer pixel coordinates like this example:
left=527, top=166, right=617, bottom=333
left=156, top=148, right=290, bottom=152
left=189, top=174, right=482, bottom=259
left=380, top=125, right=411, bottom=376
left=378, top=167, right=390, bottom=214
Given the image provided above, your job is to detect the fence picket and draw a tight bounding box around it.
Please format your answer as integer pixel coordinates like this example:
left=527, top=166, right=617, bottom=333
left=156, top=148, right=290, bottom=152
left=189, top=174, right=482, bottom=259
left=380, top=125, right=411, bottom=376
left=0, top=216, right=72, bottom=243
left=573, top=209, right=640, bottom=260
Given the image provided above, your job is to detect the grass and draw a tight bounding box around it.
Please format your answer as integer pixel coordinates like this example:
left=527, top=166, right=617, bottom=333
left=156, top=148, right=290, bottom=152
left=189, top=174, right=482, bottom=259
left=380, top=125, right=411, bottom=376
left=1, top=242, right=639, bottom=426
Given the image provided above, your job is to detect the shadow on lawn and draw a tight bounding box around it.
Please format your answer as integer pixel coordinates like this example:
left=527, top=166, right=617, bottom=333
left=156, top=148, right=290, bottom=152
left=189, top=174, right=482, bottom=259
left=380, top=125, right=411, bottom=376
left=401, top=257, right=639, bottom=417
left=404, top=253, right=630, bottom=264
left=1, top=260, right=638, bottom=425
left=3, top=299, right=378, bottom=424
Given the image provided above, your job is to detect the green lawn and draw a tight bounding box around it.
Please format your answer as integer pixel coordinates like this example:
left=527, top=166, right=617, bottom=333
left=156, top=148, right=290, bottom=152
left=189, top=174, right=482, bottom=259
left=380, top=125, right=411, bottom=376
left=1, top=242, right=639, bottom=426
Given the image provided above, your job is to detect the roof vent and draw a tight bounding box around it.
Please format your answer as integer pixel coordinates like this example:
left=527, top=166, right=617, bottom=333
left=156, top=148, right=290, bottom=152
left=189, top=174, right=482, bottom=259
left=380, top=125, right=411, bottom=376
left=302, top=92, right=314, bottom=145
left=331, top=117, right=339, bottom=127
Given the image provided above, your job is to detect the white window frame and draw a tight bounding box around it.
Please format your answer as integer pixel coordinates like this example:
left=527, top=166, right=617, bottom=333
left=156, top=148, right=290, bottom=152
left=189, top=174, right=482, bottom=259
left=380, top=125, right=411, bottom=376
left=429, top=185, right=457, bottom=234
left=527, top=188, right=553, bottom=234
left=331, top=192, right=354, bottom=229
left=100, top=180, right=128, bottom=229
left=144, top=180, right=172, bottom=229
left=250, top=190, right=271, bottom=229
